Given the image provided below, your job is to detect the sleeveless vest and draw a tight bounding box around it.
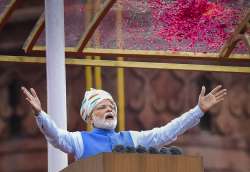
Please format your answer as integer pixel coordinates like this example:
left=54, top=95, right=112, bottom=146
left=80, top=128, right=134, bottom=159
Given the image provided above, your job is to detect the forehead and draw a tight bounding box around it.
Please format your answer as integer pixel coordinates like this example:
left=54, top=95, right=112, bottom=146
left=97, top=99, right=113, bottom=105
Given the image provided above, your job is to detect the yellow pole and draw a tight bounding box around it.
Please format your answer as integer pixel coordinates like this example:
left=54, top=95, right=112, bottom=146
left=116, top=2, right=125, bottom=131
left=85, top=0, right=93, bottom=131
left=1, top=56, right=250, bottom=73
left=94, top=0, right=102, bottom=89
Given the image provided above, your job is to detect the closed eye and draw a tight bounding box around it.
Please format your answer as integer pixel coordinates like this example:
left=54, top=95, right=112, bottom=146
left=96, top=105, right=106, bottom=110
left=96, top=104, right=115, bottom=110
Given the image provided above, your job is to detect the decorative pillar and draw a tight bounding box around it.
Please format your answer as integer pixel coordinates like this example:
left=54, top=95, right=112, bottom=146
left=45, top=0, right=68, bottom=171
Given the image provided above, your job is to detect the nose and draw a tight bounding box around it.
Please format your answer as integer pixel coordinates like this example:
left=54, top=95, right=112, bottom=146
left=106, top=105, right=113, bottom=112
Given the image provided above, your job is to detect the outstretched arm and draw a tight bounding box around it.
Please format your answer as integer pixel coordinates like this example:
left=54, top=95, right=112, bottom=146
left=130, top=85, right=227, bottom=148
left=21, top=87, right=83, bottom=159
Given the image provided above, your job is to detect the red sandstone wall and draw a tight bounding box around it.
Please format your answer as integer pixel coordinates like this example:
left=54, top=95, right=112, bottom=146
left=0, top=63, right=249, bottom=172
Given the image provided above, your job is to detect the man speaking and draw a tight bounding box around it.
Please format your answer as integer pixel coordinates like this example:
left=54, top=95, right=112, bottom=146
left=21, top=85, right=227, bottom=160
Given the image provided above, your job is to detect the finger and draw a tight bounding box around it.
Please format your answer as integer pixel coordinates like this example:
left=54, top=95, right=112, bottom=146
left=214, top=89, right=227, bottom=97
left=216, top=93, right=227, bottom=100
left=25, top=98, right=33, bottom=105
left=200, top=86, right=206, bottom=97
left=31, top=88, right=41, bottom=103
left=216, top=92, right=227, bottom=99
left=21, top=86, right=28, bottom=93
left=216, top=98, right=224, bottom=103
left=26, top=97, right=39, bottom=107
left=30, top=88, right=38, bottom=98
left=210, top=85, right=222, bottom=95
left=21, top=87, right=33, bottom=99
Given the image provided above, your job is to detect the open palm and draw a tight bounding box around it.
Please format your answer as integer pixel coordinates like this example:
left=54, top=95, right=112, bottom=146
left=198, top=85, right=227, bottom=112
left=21, top=87, right=42, bottom=115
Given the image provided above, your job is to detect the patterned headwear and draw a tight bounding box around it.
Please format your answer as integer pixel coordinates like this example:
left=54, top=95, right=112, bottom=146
left=80, top=88, right=117, bottom=122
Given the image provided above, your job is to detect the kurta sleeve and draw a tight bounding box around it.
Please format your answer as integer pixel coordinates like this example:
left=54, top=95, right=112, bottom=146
left=129, top=105, right=204, bottom=148
left=36, top=111, right=84, bottom=159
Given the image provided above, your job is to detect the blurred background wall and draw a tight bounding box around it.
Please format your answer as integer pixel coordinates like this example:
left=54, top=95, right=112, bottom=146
left=0, top=1, right=250, bottom=172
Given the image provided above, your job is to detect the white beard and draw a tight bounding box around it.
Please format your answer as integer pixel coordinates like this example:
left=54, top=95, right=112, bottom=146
left=92, top=113, right=117, bottom=130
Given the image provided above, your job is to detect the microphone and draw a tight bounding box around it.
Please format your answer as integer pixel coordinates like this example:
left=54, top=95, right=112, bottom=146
left=159, top=147, right=172, bottom=155
left=112, top=144, right=125, bottom=153
left=125, top=146, right=136, bottom=153
left=169, top=146, right=183, bottom=155
left=148, top=147, right=159, bottom=154
left=135, top=145, right=147, bottom=153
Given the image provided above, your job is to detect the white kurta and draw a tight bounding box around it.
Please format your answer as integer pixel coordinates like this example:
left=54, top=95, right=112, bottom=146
left=36, top=105, right=204, bottom=160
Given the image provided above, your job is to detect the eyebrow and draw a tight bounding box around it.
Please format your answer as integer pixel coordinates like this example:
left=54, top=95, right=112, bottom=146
left=96, top=103, right=115, bottom=108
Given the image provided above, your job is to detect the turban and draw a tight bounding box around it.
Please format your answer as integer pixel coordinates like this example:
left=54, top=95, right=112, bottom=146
left=80, top=88, right=117, bottom=122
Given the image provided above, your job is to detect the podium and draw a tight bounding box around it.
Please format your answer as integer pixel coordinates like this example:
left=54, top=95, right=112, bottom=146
left=61, top=153, right=203, bottom=172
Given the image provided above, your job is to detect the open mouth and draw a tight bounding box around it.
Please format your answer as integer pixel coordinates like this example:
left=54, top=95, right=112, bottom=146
left=105, top=114, right=114, bottom=120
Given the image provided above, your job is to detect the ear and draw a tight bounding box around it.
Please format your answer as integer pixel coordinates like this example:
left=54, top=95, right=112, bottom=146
left=86, top=114, right=94, bottom=124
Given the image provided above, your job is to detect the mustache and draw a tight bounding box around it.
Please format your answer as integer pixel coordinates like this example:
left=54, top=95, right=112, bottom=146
left=104, top=112, right=116, bottom=120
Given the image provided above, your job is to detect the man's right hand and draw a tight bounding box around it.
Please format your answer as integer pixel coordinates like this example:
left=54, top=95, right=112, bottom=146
left=21, top=87, right=42, bottom=115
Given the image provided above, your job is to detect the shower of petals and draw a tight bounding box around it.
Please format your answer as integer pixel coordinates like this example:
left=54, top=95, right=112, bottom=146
left=147, top=0, right=243, bottom=51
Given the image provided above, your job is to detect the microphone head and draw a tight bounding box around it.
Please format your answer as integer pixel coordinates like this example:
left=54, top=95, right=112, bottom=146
left=169, top=146, right=183, bottom=155
left=125, top=146, right=136, bottom=153
left=112, top=144, right=125, bottom=153
left=148, top=147, right=159, bottom=154
left=159, top=147, right=172, bottom=155
left=136, top=145, right=148, bottom=153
